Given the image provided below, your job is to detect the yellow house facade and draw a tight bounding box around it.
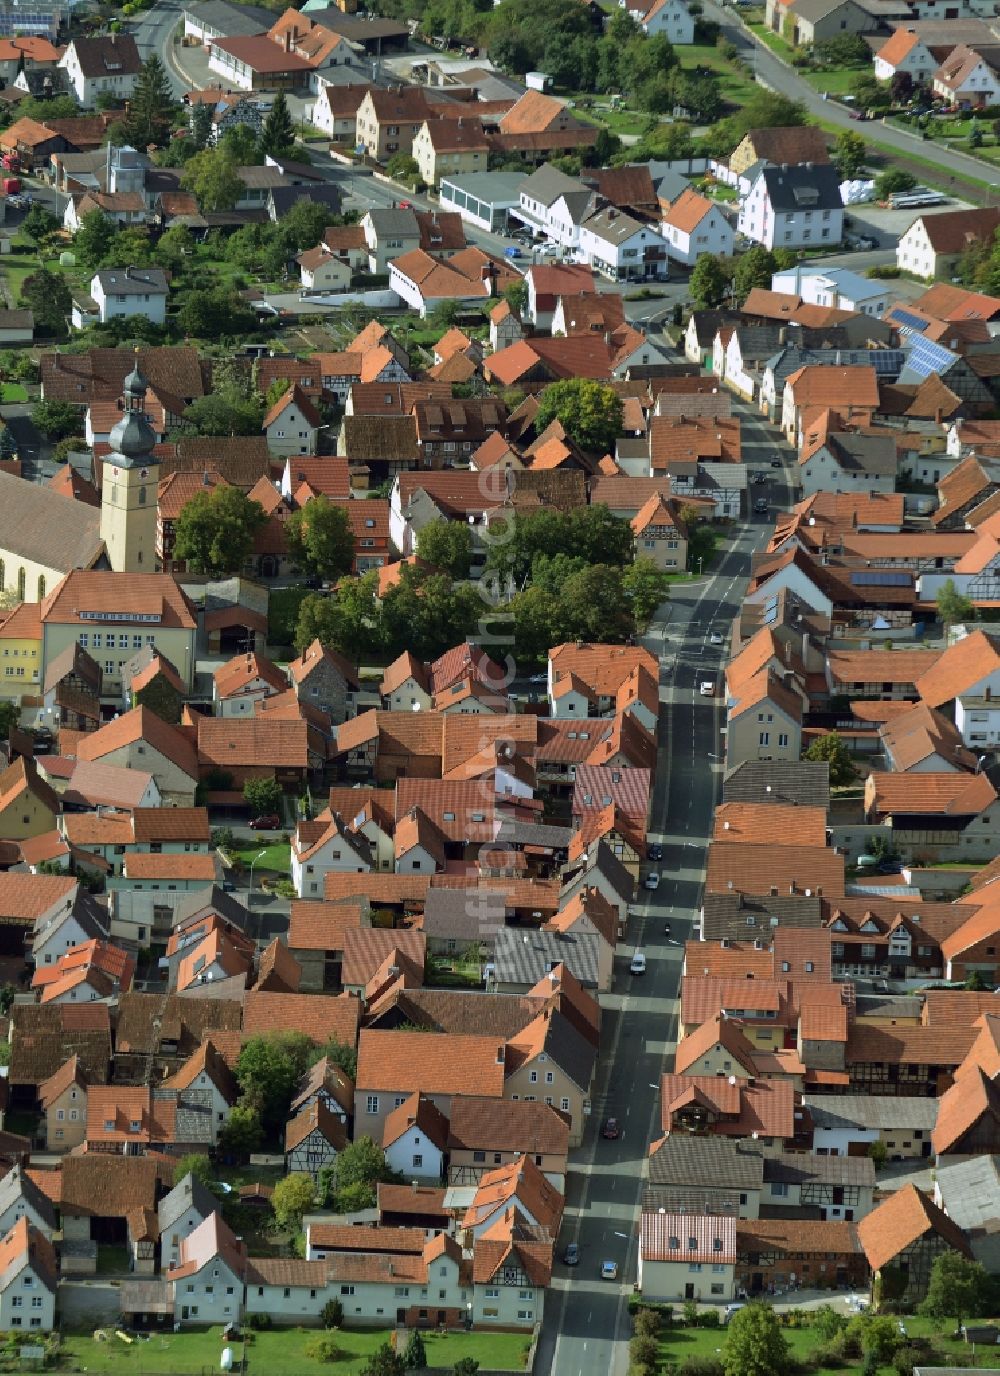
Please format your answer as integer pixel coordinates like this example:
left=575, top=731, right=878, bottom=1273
left=0, top=601, right=42, bottom=702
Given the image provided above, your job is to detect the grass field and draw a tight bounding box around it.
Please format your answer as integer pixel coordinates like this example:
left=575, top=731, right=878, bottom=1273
left=61, top=1326, right=530, bottom=1374
left=676, top=41, right=761, bottom=109
left=744, top=20, right=796, bottom=60
left=0, top=383, right=27, bottom=402
left=655, top=1312, right=996, bottom=1376
left=232, top=842, right=291, bottom=874
left=800, top=66, right=865, bottom=95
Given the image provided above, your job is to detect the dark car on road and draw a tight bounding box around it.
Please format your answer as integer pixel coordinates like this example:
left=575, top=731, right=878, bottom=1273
left=249, top=814, right=280, bottom=830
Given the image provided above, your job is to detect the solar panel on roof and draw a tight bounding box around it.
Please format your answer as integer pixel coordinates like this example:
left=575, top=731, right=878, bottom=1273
left=849, top=571, right=912, bottom=587
left=902, top=337, right=957, bottom=382
left=891, top=309, right=930, bottom=335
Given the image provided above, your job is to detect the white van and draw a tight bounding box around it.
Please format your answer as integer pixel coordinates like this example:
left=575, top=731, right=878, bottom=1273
left=630, top=951, right=647, bottom=975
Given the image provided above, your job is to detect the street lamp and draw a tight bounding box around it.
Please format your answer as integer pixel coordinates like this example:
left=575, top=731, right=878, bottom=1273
left=466, top=1302, right=472, bottom=1330
left=248, top=848, right=267, bottom=910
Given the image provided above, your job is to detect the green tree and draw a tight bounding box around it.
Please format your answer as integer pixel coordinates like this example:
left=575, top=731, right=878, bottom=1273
left=173, top=1154, right=214, bottom=1188
left=190, top=102, right=213, bottom=150
left=534, top=378, right=623, bottom=453
left=20, top=204, right=59, bottom=244
left=690, top=254, right=731, bottom=308
left=851, top=72, right=891, bottom=112
left=937, top=577, right=976, bottom=633
left=834, top=129, right=867, bottom=179
left=181, top=147, right=244, bottom=212
left=173, top=486, right=266, bottom=576
left=31, top=399, right=80, bottom=441
left=402, top=1330, right=427, bottom=1370
left=920, top=1252, right=991, bottom=1334
left=123, top=54, right=176, bottom=148
left=235, top=1032, right=312, bottom=1134
left=360, top=1344, right=405, bottom=1376
left=875, top=168, right=916, bottom=199
left=847, top=1314, right=902, bottom=1363
left=217, top=1103, right=263, bottom=1157
left=733, top=246, right=777, bottom=304
left=154, top=223, right=196, bottom=273
left=182, top=391, right=264, bottom=437
left=20, top=267, right=72, bottom=338
left=285, top=496, right=355, bottom=581
left=813, top=32, right=869, bottom=63
left=386, top=153, right=420, bottom=182
left=560, top=564, right=634, bottom=642
left=622, top=558, right=671, bottom=629
left=271, top=1172, right=315, bottom=1229
left=220, top=122, right=263, bottom=165
left=331, top=1136, right=394, bottom=1212
left=177, top=287, right=257, bottom=341
left=503, top=279, right=528, bottom=316
left=243, top=776, right=283, bottom=818
left=260, top=90, right=296, bottom=158
left=309, top=1037, right=358, bottom=1080
left=804, top=730, right=857, bottom=787
left=723, top=1303, right=790, bottom=1376
left=0, top=701, right=18, bottom=739
left=73, top=210, right=118, bottom=273
left=294, top=593, right=347, bottom=656
left=412, top=517, right=473, bottom=579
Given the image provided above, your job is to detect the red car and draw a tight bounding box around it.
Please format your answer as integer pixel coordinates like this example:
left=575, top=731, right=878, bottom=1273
left=398, top=199, right=412, bottom=209
left=249, top=814, right=280, bottom=830
left=602, top=1117, right=620, bottom=1140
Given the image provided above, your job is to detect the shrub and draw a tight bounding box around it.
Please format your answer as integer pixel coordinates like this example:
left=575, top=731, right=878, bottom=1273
left=814, top=1306, right=848, bottom=1342
left=631, top=1334, right=660, bottom=1369
left=321, top=1298, right=343, bottom=1329
left=678, top=1359, right=724, bottom=1376
left=634, top=1308, right=662, bottom=1339
left=683, top=1299, right=699, bottom=1326
left=699, top=1309, right=721, bottom=1328
left=304, top=1334, right=346, bottom=1362
left=246, top=1313, right=272, bottom=1330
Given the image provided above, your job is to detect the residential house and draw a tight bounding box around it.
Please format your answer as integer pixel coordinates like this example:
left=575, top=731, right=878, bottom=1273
left=287, top=639, right=358, bottom=725
left=37, top=1056, right=89, bottom=1151
left=0, top=1218, right=56, bottom=1331
left=874, top=27, right=935, bottom=83
left=75, top=268, right=168, bottom=331
left=412, top=117, right=488, bottom=187
left=738, top=164, right=845, bottom=251
left=729, top=126, right=830, bottom=176
left=264, top=385, right=321, bottom=457
left=213, top=652, right=286, bottom=717
left=158, top=1172, right=218, bottom=1271
left=0, top=1167, right=56, bottom=1241
left=799, top=421, right=898, bottom=496
left=447, top=1097, right=571, bottom=1189
left=897, top=207, right=1000, bottom=280
left=59, top=35, right=141, bottom=105
left=932, top=43, right=1000, bottom=107
left=637, top=1213, right=736, bottom=1303
left=169, top=1211, right=246, bottom=1325
left=662, top=188, right=734, bottom=267
left=355, top=86, right=433, bottom=161
left=382, top=1091, right=449, bottom=1181
left=857, top=1183, right=971, bottom=1305
left=285, top=1100, right=347, bottom=1180
left=628, top=0, right=695, bottom=39
left=736, top=1218, right=866, bottom=1294
left=863, top=770, right=1000, bottom=862
left=806, top=1094, right=938, bottom=1161
left=244, top=1257, right=329, bottom=1325
left=577, top=206, right=669, bottom=283
left=781, top=366, right=879, bottom=446
left=645, top=1133, right=764, bottom=1219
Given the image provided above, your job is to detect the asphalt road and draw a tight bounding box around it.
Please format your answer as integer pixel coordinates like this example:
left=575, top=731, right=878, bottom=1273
left=133, top=0, right=190, bottom=99
left=707, top=0, right=1000, bottom=198
left=534, top=398, right=797, bottom=1376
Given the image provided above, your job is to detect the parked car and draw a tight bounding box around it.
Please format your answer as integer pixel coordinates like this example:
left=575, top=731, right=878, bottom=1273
left=504, top=245, right=522, bottom=258
left=648, top=843, right=663, bottom=861
left=754, top=498, right=769, bottom=513
left=564, top=1242, right=580, bottom=1266
left=709, top=631, right=723, bottom=645
left=249, top=814, right=280, bottom=830
left=602, top=1116, right=621, bottom=1139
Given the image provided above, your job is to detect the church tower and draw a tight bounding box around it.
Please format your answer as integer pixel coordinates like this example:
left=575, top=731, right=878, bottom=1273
left=99, top=359, right=159, bottom=574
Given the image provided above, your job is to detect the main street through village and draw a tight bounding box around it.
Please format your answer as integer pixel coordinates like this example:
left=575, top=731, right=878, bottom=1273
left=535, top=398, right=797, bottom=1376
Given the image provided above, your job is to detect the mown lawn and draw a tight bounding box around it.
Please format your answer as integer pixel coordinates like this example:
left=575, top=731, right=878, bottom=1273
left=61, top=1325, right=530, bottom=1374
left=800, top=66, right=867, bottom=95
left=0, top=382, right=27, bottom=402
left=744, top=19, right=796, bottom=60
left=232, top=842, right=291, bottom=874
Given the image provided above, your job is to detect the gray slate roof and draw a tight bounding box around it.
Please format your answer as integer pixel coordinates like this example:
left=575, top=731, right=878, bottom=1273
left=96, top=267, right=168, bottom=297
left=702, top=891, right=823, bottom=942
left=494, top=820, right=574, bottom=851
left=825, top=432, right=897, bottom=477
left=517, top=162, right=583, bottom=209
left=157, top=1170, right=217, bottom=1236
left=758, top=163, right=843, bottom=213
left=0, top=468, right=103, bottom=574
left=723, top=759, right=831, bottom=808
left=0, top=1165, right=56, bottom=1233
left=648, top=1134, right=764, bottom=1191
left=539, top=1007, right=597, bottom=1092
left=764, top=1150, right=875, bottom=1188
left=183, top=0, right=274, bottom=34
left=492, top=927, right=601, bottom=989
left=422, top=888, right=501, bottom=944
left=805, top=1094, right=939, bottom=1130
left=933, top=1156, right=1000, bottom=1272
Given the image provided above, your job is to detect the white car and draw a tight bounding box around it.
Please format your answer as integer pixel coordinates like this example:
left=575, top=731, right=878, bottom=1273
left=699, top=681, right=715, bottom=696
left=630, top=951, right=647, bottom=975
left=601, top=1260, right=619, bottom=1281
left=709, top=632, right=723, bottom=645
left=644, top=872, right=660, bottom=891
